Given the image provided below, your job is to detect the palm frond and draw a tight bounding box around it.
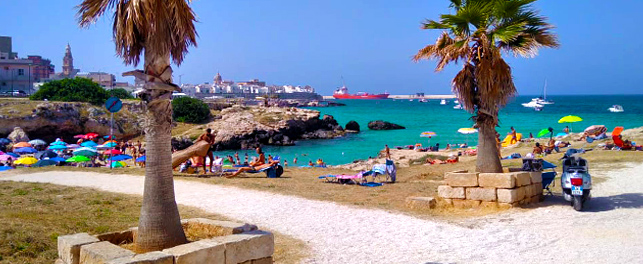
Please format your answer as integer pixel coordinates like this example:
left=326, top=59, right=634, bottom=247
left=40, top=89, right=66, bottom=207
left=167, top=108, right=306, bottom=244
left=78, top=0, right=197, bottom=66
left=474, top=49, right=516, bottom=123
left=452, top=63, right=477, bottom=113
left=413, top=32, right=471, bottom=71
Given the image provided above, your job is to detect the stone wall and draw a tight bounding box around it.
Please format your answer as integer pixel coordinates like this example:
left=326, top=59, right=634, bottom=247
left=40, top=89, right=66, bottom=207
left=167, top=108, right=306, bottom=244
left=438, top=171, right=543, bottom=209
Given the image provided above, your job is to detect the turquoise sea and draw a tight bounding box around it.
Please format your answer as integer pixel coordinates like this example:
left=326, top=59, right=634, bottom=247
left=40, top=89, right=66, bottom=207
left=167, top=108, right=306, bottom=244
left=220, top=95, right=643, bottom=165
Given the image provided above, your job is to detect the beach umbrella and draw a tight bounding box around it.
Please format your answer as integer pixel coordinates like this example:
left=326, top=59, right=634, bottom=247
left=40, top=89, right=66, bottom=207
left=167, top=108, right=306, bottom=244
left=104, top=149, right=122, bottom=155
left=13, top=142, right=32, bottom=148
left=5, top=152, right=20, bottom=158
left=14, top=157, right=38, bottom=165
left=136, top=156, right=146, bottom=162
left=35, top=150, right=58, bottom=160
left=109, top=154, right=133, bottom=161
left=74, top=134, right=87, bottom=139
left=66, top=155, right=91, bottom=163
left=28, top=139, right=47, bottom=146
left=49, top=157, right=67, bottom=162
left=558, top=115, right=583, bottom=133
left=537, top=128, right=551, bottom=138
left=0, top=155, right=14, bottom=161
left=0, top=138, right=10, bottom=145
left=50, top=141, right=67, bottom=146
left=81, top=141, right=98, bottom=148
left=420, top=131, right=437, bottom=145
left=14, top=147, right=38, bottom=154
left=101, top=142, right=119, bottom=148
left=457, top=128, right=478, bottom=134
left=48, top=145, right=68, bottom=151
left=73, top=147, right=98, bottom=157
left=66, top=144, right=80, bottom=149
left=85, top=133, right=99, bottom=139
left=33, top=159, right=58, bottom=167
left=110, top=161, right=127, bottom=168
left=0, top=166, right=13, bottom=171
left=584, top=125, right=606, bottom=136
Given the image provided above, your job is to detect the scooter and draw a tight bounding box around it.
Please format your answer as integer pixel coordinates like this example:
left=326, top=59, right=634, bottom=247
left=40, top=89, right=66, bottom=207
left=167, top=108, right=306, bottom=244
left=560, top=149, right=592, bottom=211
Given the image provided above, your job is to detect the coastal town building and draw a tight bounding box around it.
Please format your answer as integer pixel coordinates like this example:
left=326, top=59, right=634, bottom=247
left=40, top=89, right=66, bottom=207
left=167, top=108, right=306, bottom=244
left=0, top=36, right=55, bottom=94
left=77, top=72, right=116, bottom=88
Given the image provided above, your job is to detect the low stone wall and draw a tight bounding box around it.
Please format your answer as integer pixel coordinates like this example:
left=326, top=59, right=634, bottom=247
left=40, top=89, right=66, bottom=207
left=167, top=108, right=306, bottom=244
left=56, top=218, right=274, bottom=264
left=438, top=170, right=543, bottom=209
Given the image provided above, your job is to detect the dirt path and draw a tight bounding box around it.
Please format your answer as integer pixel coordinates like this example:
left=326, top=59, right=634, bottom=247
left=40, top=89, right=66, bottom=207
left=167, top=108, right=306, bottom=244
left=2, top=163, right=642, bottom=263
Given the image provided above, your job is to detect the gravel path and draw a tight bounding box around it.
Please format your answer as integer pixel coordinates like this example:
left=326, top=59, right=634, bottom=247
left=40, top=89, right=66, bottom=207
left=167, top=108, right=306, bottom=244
left=2, top=164, right=643, bottom=263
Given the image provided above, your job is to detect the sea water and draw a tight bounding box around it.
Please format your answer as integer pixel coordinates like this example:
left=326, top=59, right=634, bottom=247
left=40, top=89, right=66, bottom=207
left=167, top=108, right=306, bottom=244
left=217, top=95, right=643, bottom=165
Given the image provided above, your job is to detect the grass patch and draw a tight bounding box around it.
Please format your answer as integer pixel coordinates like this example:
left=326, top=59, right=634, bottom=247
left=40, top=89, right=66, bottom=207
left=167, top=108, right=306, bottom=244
left=0, top=182, right=307, bottom=264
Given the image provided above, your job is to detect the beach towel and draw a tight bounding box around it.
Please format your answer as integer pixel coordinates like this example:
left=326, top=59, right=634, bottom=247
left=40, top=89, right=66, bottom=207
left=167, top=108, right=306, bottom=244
left=372, top=164, right=387, bottom=175
left=386, top=159, right=397, bottom=183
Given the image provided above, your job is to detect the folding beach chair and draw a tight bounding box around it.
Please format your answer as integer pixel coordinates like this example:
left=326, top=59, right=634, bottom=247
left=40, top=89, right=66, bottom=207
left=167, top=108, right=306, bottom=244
left=541, top=160, right=557, bottom=195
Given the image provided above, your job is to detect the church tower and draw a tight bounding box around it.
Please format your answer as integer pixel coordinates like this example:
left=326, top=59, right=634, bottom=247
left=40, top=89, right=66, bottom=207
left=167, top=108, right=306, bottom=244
left=62, top=44, right=74, bottom=77
left=214, top=72, right=222, bottom=85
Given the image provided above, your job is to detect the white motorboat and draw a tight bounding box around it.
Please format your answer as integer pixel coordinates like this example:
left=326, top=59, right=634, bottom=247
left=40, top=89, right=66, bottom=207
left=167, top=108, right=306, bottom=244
left=608, top=105, right=624, bottom=112
left=454, top=99, right=460, bottom=104
left=453, top=104, right=463, bottom=109
left=522, top=100, right=544, bottom=108
left=419, top=98, right=428, bottom=103
left=440, top=99, right=447, bottom=105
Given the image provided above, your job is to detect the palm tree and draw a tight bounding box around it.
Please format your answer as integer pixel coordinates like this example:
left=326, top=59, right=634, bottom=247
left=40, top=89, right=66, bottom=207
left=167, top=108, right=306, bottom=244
left=414, top=0, right=558, bottom=173
left=78, top=0, right=197, bottom=252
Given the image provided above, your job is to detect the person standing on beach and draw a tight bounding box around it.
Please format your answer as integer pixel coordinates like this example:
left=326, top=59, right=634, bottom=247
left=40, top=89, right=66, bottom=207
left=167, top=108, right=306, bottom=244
left=293, top=157, right=298, bottom=164
left=385, top=144, right=391, bottom=159
left=197, top=128, right=215, bottom=175
left=234, top=152, right=240, bottom=165
left=510, top=127, right=518, bottom=144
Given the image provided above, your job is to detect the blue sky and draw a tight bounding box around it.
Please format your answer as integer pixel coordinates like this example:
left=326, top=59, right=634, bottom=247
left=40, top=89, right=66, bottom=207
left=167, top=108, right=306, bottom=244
left=2, top=0, right=642, bottom=95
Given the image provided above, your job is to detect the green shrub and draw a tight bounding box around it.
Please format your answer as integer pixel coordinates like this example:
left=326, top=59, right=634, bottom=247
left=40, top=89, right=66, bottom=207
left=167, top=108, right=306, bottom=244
left=107, top=88, right=134, bottom=99
left=30, top=78, right=109, bottom=105
left=172, top=97, right=211, bottom=123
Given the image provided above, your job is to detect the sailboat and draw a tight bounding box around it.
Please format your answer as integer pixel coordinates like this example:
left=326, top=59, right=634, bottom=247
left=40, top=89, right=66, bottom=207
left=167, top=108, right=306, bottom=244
left=532, top=80, right=554, bottom=105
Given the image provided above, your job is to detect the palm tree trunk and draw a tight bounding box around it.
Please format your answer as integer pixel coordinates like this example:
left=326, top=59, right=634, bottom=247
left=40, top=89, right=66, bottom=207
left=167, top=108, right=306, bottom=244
left=476, top=119, right=503, bottom=173
left=135, top=49, right=187, bottom=253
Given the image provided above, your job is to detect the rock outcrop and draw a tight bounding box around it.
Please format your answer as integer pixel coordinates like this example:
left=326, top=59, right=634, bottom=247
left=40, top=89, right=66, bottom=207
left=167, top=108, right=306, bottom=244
left=7, top=127, right=29, bottom=143
left=0, top=101, right=145, bottom=143
left=207, top=106, right=345, bottom=150
left=345, top=121, right=360, bottom=132
left=367, top=120, right=405, bottom=130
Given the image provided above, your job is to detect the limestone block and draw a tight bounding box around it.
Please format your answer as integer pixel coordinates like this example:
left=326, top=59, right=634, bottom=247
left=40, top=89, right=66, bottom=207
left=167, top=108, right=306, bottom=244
left=437, top=185, right=465, bottom=199
left=532, top=183, right=543, bottom=196
left=58, top=232, right=100, bottom=264
left=80, top=241, right=135, bottom=264
left=514, top=172, right=532, bottom=187
left=181, top=218, right=257, bottom=235
left=107, top=252, right=173, bottom=264
left=162, top=239, right=225, bottom=264
left=96, top=230, right=134, bottom=245
left=252, top=257, right=274, bottom=264
left=405, top=196, right=436, bottom=209
left=529, top=171, right=542, bottom=184
left=445, top=172, right=479, bottom=187
left=497, top=187, right=526, bottom=204
left=465, top=187, right=497, bottom=202
left=497, top=203, right=513, bottom=210
left=530, top=195, right=542, bottom=204
left=452, top=199, right=480, bottom=209
left=208, top=230, right=274, bottom=264
left=480, top=201, right=498, bottom=209
left=519, top=198, right=530, bottom=205
left=524, top=184, right=534, bottom=198
left=441, top=198, right=453, bottom=206
left=478, top=173, right=516, bottom=188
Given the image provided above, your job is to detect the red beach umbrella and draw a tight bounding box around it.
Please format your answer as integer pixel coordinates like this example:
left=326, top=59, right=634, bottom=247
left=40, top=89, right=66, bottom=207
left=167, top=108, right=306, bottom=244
left=85, top=133, right=99, bottom=139
left=104, top=149, right=122, bottom=155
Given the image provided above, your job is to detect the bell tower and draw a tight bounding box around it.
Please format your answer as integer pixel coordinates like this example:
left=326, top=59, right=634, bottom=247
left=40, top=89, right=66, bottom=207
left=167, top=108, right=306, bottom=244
left=62, top=44, right=74, bottom=77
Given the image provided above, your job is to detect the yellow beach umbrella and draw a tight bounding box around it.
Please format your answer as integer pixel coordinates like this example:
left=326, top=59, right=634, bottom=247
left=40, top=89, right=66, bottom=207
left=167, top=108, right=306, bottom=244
left=14, top=156, right=38, bottom=165
left=558, top=115, right=583, bottom=133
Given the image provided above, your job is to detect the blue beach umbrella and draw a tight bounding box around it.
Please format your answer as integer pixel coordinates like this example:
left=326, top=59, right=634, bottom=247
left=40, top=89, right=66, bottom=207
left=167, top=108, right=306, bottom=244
left=109, top=154, right=133, bottom=161
left=136, top=156, right=146, bottom=162
left=49, top=157, right=67, bottom=162
left=0, top=166, right=13, bottom=171
left=14, top=147, right=38, bottom=154
left=49, top=145, right=68, bottom=150
left=50, top=141, right=67, bottom=146
left=33, top=159, right=58, bottom=167
left=0, top=138, right=10, bottom=145
left=5, top=152, right=20, bottom=158
left=80, top=141, right=98, bottom=148
left=102, top=142, right=119, bottom=148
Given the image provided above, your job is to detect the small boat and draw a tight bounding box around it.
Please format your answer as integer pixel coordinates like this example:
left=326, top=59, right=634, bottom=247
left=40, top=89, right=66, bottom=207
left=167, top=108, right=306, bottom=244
left=454, top=99, right=460, bottom=104
left=532, top=80, right=554, bottom=105
left=522, top=100, right=543, bottom=108
left=453, top=104, right=463, bottom=109
left=409, top=99, right=413, bottom=102
left=419, top=98, right=428, bottom=103
left=440, top=99, right=447, bottom=105
left=608, top=105, right=624, bottom=112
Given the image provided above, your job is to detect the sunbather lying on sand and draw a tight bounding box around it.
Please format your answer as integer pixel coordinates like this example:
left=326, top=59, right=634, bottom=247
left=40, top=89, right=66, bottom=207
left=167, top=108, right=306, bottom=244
left=227, top=147, right=278, bottom=178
